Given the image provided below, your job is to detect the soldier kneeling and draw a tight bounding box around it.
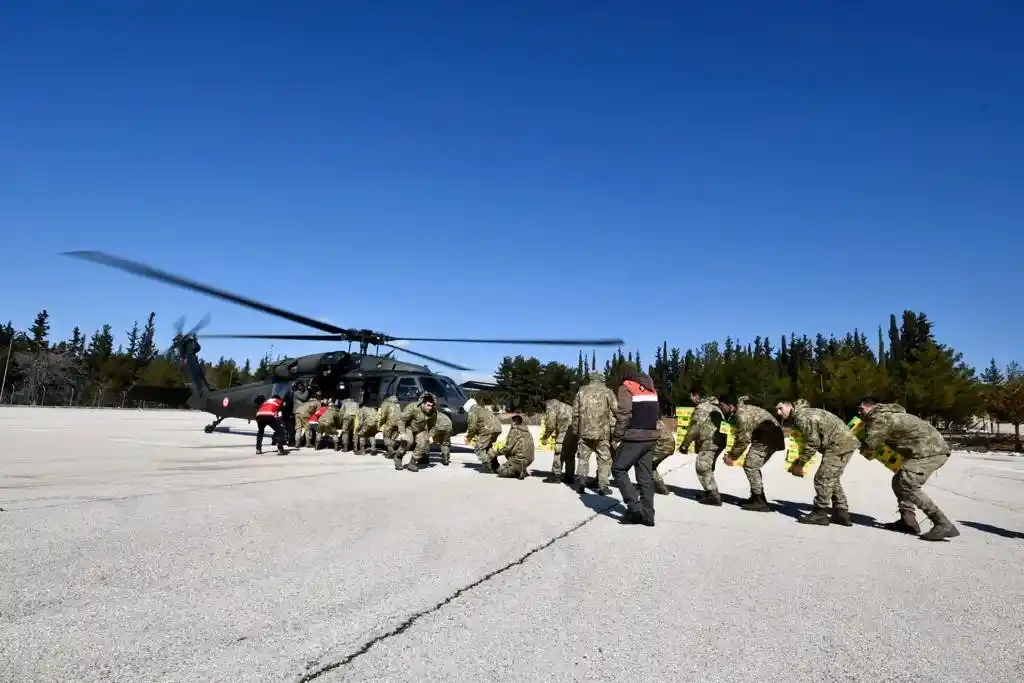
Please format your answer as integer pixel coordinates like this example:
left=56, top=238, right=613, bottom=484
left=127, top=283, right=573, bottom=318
left=492, top=415, right=535, bottom=480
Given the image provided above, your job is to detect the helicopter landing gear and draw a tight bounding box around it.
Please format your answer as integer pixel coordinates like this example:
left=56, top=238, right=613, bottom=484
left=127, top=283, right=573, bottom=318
left=204, top=417, right=225, bottom=434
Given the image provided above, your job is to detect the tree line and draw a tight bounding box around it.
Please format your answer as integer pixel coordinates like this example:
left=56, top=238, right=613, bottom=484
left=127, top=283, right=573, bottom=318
left=2, top=307, right=1022, bottom=450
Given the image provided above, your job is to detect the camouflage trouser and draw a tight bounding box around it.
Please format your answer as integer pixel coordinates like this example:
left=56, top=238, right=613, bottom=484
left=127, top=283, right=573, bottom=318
left=381, top=425, right=399, bottom=457
left=695, top=444, right=724, bottom=492
left=651, top=450, right=672, bottom=485
left=742, top=442, right=775, bottom=495
left=295, top=416, right=310, bottom=439
left=813, top=449, right=855, bottom=510
left=396, top=430, right=430, bottom=467
left=577, top=437, right=612, bottom=489
left=339, top=416, right=357, bottom=451
left=496, top=456, right=532, bottom=479
left=306, top=423, right=320, bottom=447
left=356, top=428, right=378, bottom=454
left=472, top=432, right=501, bottom=463
left=432, top=428, right=451, bottom=460
left=893, top=452, right=950, bottom=516
left=549, top=434, right=566, bottom=476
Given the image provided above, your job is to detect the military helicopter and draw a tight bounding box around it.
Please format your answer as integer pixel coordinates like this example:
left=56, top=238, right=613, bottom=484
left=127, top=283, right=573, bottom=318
left=63, top=251, right=624, bottom=437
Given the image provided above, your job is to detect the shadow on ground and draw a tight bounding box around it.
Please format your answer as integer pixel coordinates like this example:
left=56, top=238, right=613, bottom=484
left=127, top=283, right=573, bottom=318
left=770, top=498, right=879, bottom=527
left=666, top=484, right=748, bottom=508
left=960, top=520, right=1024, bottom=539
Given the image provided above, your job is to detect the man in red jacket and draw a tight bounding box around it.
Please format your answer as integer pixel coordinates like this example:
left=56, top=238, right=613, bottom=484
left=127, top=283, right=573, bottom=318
left=610, top=363, right=661, bottom=527
left=255, top=394, right=287, bottom=455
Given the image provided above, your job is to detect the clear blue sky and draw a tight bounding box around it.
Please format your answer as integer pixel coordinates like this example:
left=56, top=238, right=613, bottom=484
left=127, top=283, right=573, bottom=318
left=2, top=0, right=1021, bottom=382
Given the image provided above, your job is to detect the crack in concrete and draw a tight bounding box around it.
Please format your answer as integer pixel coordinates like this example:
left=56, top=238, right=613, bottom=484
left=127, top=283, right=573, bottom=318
left=294, top=459, right=692, bottom=682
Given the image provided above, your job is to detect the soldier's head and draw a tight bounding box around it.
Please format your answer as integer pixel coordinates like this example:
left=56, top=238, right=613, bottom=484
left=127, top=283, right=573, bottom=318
left=419, top=392, right=437, bottom=413
left=858, top=395, right=879, bottom=417
left=774, top=399, right=795, bottom=421
left=717, top=394, right=738, bottom=415
left=588, top=371, right=604, bottom=384
left=689, top=382, right=704, bottom=405
left=510, top=414, right=523, bottom=426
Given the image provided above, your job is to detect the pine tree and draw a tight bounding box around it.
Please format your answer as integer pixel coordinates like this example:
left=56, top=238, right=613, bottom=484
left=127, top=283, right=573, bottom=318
left=125, top=321, right=140, bottom=358
left=137, top=312, right=157, bottom=363
left=30, top=310, right=50, bottom=347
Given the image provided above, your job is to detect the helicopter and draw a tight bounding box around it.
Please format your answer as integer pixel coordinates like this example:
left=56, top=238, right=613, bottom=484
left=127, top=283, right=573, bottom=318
left=63, top=251, right=625, bottom=438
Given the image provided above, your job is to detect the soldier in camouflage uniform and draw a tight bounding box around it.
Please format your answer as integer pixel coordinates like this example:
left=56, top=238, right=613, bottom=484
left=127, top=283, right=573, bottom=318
left=377, top=395, right=401, bottom=458
left=776, top=398, right=860, bottom=527
left=354, top=404, right=379, bottom=455
left=493, top=415, right=535, bottom=479
left=540, top=398, right=573, bottom=484
left=651, top=418, right=676, bottom=496
left=858, top=397, right=959, bottom=541
left=571, top=371, right=617, bottom=495
left=430, top=410, right=453, bottom=467
left=394, top=392, right=438, bottom=472
left=678, top=388, right=727, bottom=506
left=465, top=398, right=503, bottom=472
left=315, top=401, right=342, bottom=451
left=337, top=397, right=360, bottom=452
left=293, top=397, right=318, bottom=448
left=719, top=395, right=785, bottom=511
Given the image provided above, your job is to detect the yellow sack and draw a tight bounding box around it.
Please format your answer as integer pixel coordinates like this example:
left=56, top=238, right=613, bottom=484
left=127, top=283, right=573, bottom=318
left=720, top=422, right=750, bottom=467
left=848, top=416, right=903, bottom=472
left=674, top=406, right=694, bottom=453
left=782, top=429, right=819, bottom=476
left=538, top=417, right=556, bottom=449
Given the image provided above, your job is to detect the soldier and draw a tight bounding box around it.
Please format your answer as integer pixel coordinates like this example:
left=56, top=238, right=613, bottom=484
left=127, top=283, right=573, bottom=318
left=719, top=395, right=785, bottom=511
left=651, top=418, right=676, bottom=496
left=465, top=397, right=503, bottom=472
left=493, top=415, right=535, bottom=479
left=540, top=398, right=573, bottom=484
left=430, top=409, right=453, bottom=466
left=571, top=371, right=617, bottom=495
left=775, top=398, right=860, bottom=527
left=293, top=396, right=318, bottom=448
left=610, top=363, right=661, bottom=526
left=306, top=399, right=329, bottom=450
left=317, top=400, right=342, bottom=451
left=679, top=386, right=728, bottom=506
left=355, top=404, right=379, bottom=455
left=395, top=392, right=438, bottom=472
left=377, top=395, right=401, bottom=458
left=858, top=396, right=959, bottom=541
left=338, top=397, right=360, bottom=452
left=255, top=394, right=287, bottom=455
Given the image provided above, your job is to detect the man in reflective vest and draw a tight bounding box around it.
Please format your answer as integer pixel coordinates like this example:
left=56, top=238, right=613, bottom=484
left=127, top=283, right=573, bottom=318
left=255, top=394, right=287, bottom=455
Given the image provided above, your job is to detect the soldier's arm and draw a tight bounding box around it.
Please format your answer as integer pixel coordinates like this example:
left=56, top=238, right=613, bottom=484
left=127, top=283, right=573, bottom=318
left=793, top=415, right=821, bottom=467
left=466, top=409, right=478, bottom=440
left=540, top=405, right=554, bottom=441
left=861, top=414, right=892, bottom=451
left=571, top=394, right=581, bottom=428
left=729, top=415, right=751, bottom=457
left=679, top=404, right=706, bottom=451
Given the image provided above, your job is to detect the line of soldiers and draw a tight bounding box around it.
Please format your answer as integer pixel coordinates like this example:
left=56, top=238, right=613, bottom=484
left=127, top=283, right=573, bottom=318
left=540, top=377, right=959, bottom=541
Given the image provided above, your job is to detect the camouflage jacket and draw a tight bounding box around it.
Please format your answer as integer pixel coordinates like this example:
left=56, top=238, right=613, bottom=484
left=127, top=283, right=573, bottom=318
left=572, top=373, right=617, bottom=441
left=861, top=403, right=950, bottom=460
left=790, top=399, right=860, bottom=463
left=729, top=402, right=782, bottom=458
left=356, top=406, right=379, bottom=433
left=654, top=419, right=676, bottom=457
left=433, top=411, right=452, bottom=435
left=295, top=399, right=318, bottom=420
left=399, top=401, right=437, bottom=434
left=377, top=397, right=401, bottom=429
left=317, top=407, right=341, bottom=431
left=500, top=424, right=535, bottom=466
left=541, top=399, right=572, bottom=441
left=680, top=398, right=724, bottom=452
left=467, top=404, right=502, bottom=440
left=341, top=399, right=360, bottom=419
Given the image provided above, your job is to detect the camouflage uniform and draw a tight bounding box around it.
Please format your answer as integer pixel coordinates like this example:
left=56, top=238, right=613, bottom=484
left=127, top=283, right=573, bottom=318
left=338, top=398, right=360, bottom=452
left=789, top=399, right=860, bottom=526
left=540, top=398, right=573, bottom=483
left=571, top=372, right=617, bottom=494
left=314, top=406, right=341, bottom=450
left=355, top=405, right=379, bottom=455
left=395, top=400, right=437, bottom=472
left=651, top=419, right=676, bottom=495
left=377, top=396, right=401, bottom=458
left=679, top=398, right=727, bottom=503
left=861, top=403, right=958, bottom=540
left=466, top=401, right=503, bottom=472
left=728, top=399, right=785, bottom=511
left=294, top=399, right=318, bottom=448
left=495, top=422, right=535, bottom=479
left=430, top=411, right=453, bottom=466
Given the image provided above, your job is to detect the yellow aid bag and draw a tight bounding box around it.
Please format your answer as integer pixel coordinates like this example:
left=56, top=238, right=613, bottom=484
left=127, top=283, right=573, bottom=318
left=783, top=429, right=819, bottom=476
left=848, top=417, right=903, bottom=472
left=538, top=418, right=556, bottom=449
left=675, top=406, right=694, bottom=453
left=720, top=422, right=750, bottom=467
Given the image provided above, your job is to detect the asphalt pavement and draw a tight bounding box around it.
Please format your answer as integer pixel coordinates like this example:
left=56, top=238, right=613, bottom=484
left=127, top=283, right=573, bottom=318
left=1, top=407, right=1021, bottom=682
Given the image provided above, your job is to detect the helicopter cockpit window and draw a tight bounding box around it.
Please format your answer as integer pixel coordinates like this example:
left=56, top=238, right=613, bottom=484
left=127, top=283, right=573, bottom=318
left=394, top=377, right=421, bottom=402
left=419, top=376, right=462, bottom=406
left=272, top=381, right=292, bottom=398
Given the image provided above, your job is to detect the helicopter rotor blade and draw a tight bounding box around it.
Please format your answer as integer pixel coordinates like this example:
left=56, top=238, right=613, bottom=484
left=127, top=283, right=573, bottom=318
left=186, top=312, right=211, bottom=337
left=201, top=333, right=349, bottom=341
left=63, top=251, right=349, bottom=336
left=388, top=336, right=625, bottom=347
left=381, top=344, right=473, bottom=372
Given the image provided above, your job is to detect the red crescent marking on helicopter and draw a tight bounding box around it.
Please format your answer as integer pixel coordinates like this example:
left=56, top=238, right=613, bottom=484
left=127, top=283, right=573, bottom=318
left=222, top=397, right=230, bottom=408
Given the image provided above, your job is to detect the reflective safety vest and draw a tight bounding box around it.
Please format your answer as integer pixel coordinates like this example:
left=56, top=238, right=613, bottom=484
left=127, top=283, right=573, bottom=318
left=257, top=397, right=283, bottom=418
left=309, top=406, right=328, bottom=424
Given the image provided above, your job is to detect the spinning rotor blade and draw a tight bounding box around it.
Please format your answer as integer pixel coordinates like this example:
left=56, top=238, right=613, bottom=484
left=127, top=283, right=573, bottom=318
left=201, top=333, right=625, bottom=347
left=381, top=344, right=473, bottom=372
left=186, top=313, right=211, bottom=336
left=63, top=251, right=347, bottom=335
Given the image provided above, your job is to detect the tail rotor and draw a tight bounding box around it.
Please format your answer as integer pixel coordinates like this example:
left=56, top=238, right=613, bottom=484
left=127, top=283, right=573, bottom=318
left=166, top=313, right=211, bottom=358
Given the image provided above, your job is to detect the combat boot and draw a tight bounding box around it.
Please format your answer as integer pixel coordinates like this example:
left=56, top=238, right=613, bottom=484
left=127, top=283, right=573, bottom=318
left=441, top=449, right=450, bottom=466
left=741, top=493, right=771, bottom=512
left=573, top=476, right=587, bottom=494
left=697, top=490, right=722, bottom=506
left=654, top=480, right=669, bottom=495
left=596, top=486, right=614, bottom=496
left=481, top=458, right=496, bottom=474
left=919, top=511, right=960, bottom=541
left=518, top=468, right=528, bottom=480
left=882, top=510, right=921, bottom=535
left=405, top=459, right=419, bottom=472
left=256, top=446, right=263, bottom=455
left=831, top=508, right=853, bottom=527
left=797, top=507, right=831, bottom=525
left=393, top=450, right=405, bottom=470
